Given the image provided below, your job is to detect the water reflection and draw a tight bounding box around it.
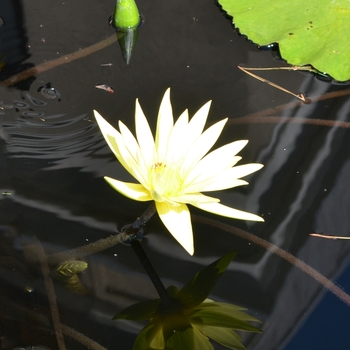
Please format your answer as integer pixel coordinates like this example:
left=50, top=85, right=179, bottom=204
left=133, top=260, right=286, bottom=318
left=114, top=251, right=261, bottom=349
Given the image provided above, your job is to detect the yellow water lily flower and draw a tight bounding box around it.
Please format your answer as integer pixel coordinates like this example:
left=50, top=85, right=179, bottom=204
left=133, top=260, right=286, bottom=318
left=94, top=88, right=264, bottom=255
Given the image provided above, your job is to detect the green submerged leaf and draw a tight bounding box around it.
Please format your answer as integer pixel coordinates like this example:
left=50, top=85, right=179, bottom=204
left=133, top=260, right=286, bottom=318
left=218, top=0, right=350, bottom=81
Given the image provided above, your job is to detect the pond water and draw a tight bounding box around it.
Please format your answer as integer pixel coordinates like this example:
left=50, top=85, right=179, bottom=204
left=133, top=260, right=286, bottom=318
left=1, top=0, right=350, bottom=349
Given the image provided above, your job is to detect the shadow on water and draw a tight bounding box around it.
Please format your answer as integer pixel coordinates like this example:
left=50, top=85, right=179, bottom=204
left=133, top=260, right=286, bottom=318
left=1, top=0, right=350, bottom=349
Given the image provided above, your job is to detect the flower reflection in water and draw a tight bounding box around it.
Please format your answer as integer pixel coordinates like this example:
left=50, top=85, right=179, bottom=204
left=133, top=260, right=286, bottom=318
left=113, top=252, right=261, bottom=349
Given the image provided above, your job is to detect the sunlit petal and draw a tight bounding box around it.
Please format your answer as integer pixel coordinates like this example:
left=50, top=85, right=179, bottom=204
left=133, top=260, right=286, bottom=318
left=180, top=118, right=228, bottom=174
left=94, top=110, right=121, bottom=156
left=166, top=109, right=189, bottom=161
left=196, top=164, right=263, bottom=192
left=192, top=202, right=264, bottom=222
left=135, top=99, right=155, bottom=168
left=104, top=177, right=152, bottom=202
left=118, top=121, right=140, bottom=160
left=187, top=100, right=211, bottom=141
left=187, top=179, right=248, bottom=193
left=156, top=202, right=194, bottom=255
left=94, top=111, right=143, bottom=183
left=225, top=163, right=264, bottom=179
left=109, top=134, right=148, bottom=185
left=155, top=88, right=173, bottom=161
left=185, top=140, right=248, bottom=185
left=172, top=192, right=220, bottom=205
left=175, top=101, right=212, bottom=157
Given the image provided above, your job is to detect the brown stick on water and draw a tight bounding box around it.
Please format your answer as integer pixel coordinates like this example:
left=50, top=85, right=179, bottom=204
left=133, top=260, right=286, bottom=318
left=47, top=203, right=156, bottom=265
left=0, top=34, right=117, bottom=86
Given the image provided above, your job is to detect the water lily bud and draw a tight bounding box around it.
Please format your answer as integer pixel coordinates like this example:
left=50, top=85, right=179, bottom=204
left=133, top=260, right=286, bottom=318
left=114, top=0, right=140, bottom=30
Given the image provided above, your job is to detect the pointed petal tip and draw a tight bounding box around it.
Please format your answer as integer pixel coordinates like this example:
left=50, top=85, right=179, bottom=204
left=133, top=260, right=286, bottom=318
left=163, top=87, right=171, bottom=99
left=185, top=245, right=194, bottom=256
left=93, top=110, right=103, bottom=120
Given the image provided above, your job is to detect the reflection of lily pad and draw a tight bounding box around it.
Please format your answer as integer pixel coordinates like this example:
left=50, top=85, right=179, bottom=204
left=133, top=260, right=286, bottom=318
left=218, top=0, right=350, bottom=81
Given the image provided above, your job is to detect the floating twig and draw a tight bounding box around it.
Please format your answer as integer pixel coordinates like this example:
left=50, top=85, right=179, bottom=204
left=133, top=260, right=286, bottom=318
left=238, top=65, right=310, bottom=103
left=310, top=233, right=350, bottom=240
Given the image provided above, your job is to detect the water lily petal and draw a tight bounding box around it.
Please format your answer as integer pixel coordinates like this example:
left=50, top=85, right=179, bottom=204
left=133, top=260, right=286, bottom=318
left=104, top=177, right=152, bottom=201
left=172, top=193, right=219, bottom=205
left=118, top=121, right=140, bottom=161
left=192, top=202, right=264, bottom=222
left=187, top=100, right=211, bottom=142
left=188, top=179, right=248, bottom=193
left=168, top=102, right=211, bottom=163
left=109, top=134, right=149, bottom=185
left=185, top=156, right=242, bottom=188
left=135, top=99, right=156, bottom=168
left=185, top=140, right=248, bottom=185
left=225, top=163, right=264, bottom=180
left=94, top=110, right=125, bottom=161
left=94, top=110, right=121, bottom=156
left=94, top=111, right=139, bottom=178
left=155, top=202, right=194, bottom=255
left=197, top=164, right=263, bottom=192
left=166, top=109, right=189, bottom=161
left=180, top=118, right=228, bottom=174
left=155, top=88, right=174, bottom=161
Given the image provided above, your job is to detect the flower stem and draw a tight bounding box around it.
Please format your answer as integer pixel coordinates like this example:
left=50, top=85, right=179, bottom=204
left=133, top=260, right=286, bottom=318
left=123, top=202, right=156, bottom=237
left=130, top=239, right=175, bottom=310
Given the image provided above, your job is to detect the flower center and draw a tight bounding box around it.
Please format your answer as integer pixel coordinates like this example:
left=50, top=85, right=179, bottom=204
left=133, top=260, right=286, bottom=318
left=149, top=162, right=184, bottom=204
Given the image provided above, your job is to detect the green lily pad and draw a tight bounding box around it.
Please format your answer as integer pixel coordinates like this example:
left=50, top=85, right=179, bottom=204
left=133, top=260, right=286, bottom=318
left=218, top=0, right=350, bottom=81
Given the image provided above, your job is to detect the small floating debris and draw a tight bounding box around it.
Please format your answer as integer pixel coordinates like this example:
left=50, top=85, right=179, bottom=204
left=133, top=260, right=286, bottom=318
left=95, top=84, right=114, bottom=93
left=101, top=63, right=113, bottom=66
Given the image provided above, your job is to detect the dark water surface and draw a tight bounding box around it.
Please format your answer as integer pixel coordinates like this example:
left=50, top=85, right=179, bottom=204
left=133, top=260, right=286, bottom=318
left=1, top=0, right=350, bottom=349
